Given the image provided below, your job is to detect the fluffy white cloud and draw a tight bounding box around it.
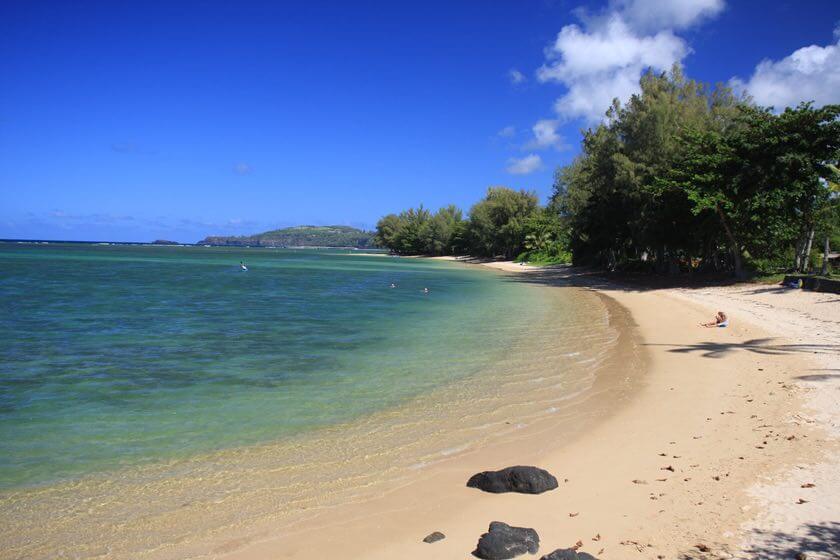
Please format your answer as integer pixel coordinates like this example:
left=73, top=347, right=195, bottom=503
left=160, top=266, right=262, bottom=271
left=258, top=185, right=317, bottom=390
left=538, top=15, right=688, bottom=123
left=528, top=119, right=566, bottom=150
left=506, top=154, right=542, bottom=174
left=509, top=68, right=526, bottom=84
left=609, top=0, right=724, bottom=33
left=531, top=0, right=726, bottom=124
left=731, top=31, right=840, bottom=110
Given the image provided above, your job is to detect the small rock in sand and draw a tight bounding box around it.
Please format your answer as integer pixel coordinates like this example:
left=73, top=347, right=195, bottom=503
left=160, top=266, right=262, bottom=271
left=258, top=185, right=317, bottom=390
left=473, top=521, right=539, bottom=559
left=467, top=466, right=559, bottom=494
left=423, top=531, right=445, bottom=543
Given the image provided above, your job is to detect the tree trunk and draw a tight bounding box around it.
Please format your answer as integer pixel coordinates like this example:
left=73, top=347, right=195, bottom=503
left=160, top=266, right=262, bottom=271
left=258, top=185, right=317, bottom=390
left=822, top=236, right=831, bottom=276
left=714, top=203, right=744, bottom=279
left=803, top=228, right=815, bottom=273
left=794, top=236, right=804, bottom=272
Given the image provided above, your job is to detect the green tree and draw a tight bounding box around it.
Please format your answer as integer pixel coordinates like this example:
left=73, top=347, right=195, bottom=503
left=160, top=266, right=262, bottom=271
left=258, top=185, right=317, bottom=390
left=467, top=187, right=539, bottom=258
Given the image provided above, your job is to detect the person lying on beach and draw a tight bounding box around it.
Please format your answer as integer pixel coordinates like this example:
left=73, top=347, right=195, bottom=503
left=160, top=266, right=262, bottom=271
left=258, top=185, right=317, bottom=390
left=701, top=311, right=728, bottom=328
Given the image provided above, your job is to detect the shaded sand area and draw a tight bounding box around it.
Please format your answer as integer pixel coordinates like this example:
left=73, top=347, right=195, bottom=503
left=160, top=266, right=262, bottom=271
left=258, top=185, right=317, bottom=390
left=223, top=262, right=839, bottom=560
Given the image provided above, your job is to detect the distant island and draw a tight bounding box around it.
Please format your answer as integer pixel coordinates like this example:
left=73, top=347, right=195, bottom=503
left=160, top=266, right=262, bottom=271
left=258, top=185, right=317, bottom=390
left=152, top=239, right=179, bottom=245
left=198, top=225, right=377, bottom=248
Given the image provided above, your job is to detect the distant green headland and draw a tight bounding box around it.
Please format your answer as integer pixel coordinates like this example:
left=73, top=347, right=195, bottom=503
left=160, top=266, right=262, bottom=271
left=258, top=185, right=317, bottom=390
left=198, top=225, right=377, bottom=248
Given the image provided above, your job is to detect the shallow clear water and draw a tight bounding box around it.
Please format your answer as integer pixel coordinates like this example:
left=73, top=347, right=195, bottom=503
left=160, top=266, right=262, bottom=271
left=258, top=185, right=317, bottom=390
left=0, top=243, right=632, bottom=560
left=1, top=244, right=568, bottom=489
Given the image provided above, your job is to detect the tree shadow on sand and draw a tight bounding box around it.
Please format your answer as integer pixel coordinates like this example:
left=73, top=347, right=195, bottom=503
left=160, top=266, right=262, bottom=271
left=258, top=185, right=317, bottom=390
left=677, top=521, right=840, bottom=559
left=644, top=337, right=840, bottom=359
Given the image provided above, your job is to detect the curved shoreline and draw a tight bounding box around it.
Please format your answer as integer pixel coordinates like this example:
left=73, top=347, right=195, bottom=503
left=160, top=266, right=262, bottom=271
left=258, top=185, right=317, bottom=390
left=0, top=262, right=633, bottom=560
left=222, top=261, right=839, bottom=559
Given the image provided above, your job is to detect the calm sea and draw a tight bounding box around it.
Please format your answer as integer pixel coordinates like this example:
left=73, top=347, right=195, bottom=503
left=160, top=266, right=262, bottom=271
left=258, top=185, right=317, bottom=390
left=0, top=243, right=627, bottom=559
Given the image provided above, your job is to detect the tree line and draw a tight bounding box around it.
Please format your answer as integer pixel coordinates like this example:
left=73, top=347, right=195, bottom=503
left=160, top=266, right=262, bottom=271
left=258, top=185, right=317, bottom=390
left=374, top=189, right=569, bottom=263
left=376, top=66, right=839, bottom=277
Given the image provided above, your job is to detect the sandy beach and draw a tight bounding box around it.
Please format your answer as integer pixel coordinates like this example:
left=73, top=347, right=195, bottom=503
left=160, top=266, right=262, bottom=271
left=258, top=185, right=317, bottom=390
left=221, top=261, right=840, bottom=560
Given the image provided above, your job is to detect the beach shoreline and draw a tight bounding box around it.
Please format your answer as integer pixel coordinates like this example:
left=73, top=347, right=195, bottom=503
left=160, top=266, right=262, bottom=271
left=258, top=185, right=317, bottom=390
left=222, top=260, right=839, bottom=559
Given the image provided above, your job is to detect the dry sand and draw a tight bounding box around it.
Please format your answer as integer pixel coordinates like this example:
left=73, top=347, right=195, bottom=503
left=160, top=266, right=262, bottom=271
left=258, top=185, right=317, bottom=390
left=221, top=262, right=839, bottom=559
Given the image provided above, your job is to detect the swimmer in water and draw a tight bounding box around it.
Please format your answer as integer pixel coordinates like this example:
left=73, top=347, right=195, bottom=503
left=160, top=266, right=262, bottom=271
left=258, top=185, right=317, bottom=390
left=423, top=287, right=429, bottom=294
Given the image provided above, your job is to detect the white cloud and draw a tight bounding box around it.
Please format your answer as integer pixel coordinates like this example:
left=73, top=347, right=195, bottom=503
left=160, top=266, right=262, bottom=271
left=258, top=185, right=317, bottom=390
left=506, top=154, right=542, bottom=175
left=538, top=15, right=688, bottom=123
left=497, top=125, right=516, bottom=138
left=509, top=68, right=526, bottom=84
left=609, top=0, right=724, bottom=33
left=530, top=0, right=726, bottom=124
left=731, top=30, right=840, bottom=110
left=527, top=119, right=566, bottom=150
left=233, top=162, right=253, bottom=175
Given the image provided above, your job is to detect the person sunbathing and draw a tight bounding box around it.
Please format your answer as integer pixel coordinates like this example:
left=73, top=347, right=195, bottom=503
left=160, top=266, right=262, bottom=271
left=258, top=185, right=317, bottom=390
left=701, top=311, right=728, bottom=328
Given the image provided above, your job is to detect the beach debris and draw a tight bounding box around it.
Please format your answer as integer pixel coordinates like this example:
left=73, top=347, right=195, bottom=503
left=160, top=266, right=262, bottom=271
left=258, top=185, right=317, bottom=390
left=539, top=548, right=599, bottom=560
left=591, top=534, right=601, bottom=542
left=423, top=531, right=445, bottom=543
left=656, top=478, right=667, bottom=482
left=569, top=512, right=579, bottom=517
left=695, top=543, right=710, bottom=552
left=619, top=540, right=651, bottom=552
left=797, top=498, right=809, bottom=504
left=467, top=466, right=558, bottom=494
left=473, top=521, right=539, bottom=559
left=632, top=479, right=648, bottom=484
left=661, top=465, right=675, bottom=472
left=801, top=482, right=815, bottom=488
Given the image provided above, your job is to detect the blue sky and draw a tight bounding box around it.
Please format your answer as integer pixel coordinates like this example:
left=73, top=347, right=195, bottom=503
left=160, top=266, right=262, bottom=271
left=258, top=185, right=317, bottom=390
left=1, top=0, right=839, bottom=242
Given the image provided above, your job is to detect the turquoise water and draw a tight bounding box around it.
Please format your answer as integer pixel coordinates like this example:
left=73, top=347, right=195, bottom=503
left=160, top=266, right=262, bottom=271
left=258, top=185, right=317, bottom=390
left=0, top=243, right=557, bottom=489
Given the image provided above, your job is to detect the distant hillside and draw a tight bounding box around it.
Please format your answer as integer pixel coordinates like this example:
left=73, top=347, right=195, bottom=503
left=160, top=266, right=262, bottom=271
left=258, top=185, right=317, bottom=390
left=198, top=225, right=377, bottom=248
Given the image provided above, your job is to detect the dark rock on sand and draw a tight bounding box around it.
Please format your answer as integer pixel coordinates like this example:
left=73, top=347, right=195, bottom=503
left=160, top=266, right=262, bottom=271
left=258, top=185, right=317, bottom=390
left=423, top=531, right=446, bottom=543
left=473, top=521, right=539, bottom=559
left=467, top=466, right=559, bottom=494
left=540, top=549, right=599, bottom=560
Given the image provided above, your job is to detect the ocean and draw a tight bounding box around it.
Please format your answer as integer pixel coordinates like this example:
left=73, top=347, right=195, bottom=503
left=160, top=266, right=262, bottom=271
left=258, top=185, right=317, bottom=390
left=0, top=243, right=624, bottom=559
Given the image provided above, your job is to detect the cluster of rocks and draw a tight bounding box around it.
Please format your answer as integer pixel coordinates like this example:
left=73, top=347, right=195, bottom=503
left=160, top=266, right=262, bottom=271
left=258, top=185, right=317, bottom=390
left=422, top=466, right=599, bottom=559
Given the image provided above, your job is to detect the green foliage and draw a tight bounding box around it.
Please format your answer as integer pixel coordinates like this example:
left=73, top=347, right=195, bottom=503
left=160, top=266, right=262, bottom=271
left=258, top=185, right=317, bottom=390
left=465, top=187, right=540, bottom=258
left=557, top=64, right=840, bottom=277
left=199, top=225, right=375, bottom=248
left=374, top=67, right=838, bottom=276
left=374, top=188, right=544, bottom=258
left=374, top=205, right=464, bottom=255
